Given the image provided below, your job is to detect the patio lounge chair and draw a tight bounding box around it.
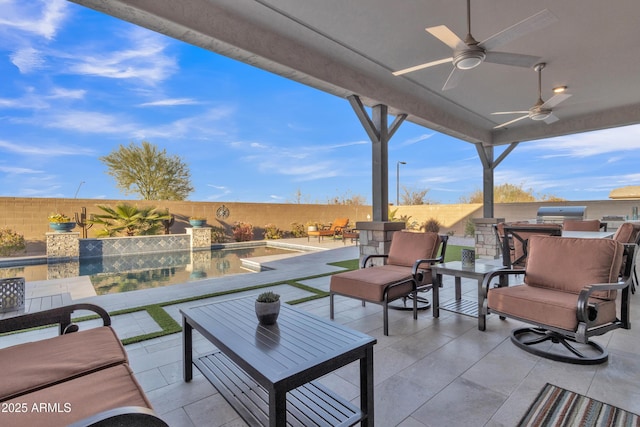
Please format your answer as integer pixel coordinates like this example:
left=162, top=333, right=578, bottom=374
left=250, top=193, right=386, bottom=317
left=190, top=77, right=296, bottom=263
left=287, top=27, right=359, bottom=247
left=329, top=231, right=447, bottom=335
left=484, top=235, right=633, bottom=364
left=308, top=218, right=349, bottom=242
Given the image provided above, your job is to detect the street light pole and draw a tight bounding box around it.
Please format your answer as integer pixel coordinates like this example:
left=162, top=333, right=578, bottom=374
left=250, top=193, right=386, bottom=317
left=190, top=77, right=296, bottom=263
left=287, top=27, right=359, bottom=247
left=396, top=161, right=406, bottom=206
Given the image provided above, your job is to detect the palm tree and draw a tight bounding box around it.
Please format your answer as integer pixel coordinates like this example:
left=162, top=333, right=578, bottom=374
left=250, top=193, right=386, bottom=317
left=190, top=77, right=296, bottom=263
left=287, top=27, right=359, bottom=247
left=90, top=204, right=172, bottom=237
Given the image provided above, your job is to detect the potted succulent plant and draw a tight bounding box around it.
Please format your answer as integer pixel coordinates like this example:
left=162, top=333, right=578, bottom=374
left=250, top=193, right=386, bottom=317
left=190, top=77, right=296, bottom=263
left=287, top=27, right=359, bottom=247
left=255, top=291, right=280, bottom=325
left=189, top=216, right=207, bottom=228
left=48, top=213, right=76, bottom=233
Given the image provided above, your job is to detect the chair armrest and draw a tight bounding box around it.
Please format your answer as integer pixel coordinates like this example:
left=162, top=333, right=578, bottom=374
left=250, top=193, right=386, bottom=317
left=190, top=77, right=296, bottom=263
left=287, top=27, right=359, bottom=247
left=577, top=280, right=630, bottom=325
left=0, top=303, right=111, bottom=335
left=412, top=257, right=444, bottom=277
left=362, top=254, right=388, bottom=268
left=68, top=406, right=168, bottom=427
left=481, top=268, right=525, bottom=298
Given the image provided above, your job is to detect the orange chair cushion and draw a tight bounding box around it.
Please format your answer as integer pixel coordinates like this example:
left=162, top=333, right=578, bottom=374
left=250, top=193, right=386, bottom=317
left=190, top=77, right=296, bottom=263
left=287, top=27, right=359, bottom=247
left=524, top=235, right=623, bottom=299
left=0, top=326, right=127, bottom=400
left=330, top=265, right=414, bottom=302
left=487, top=285, right=616, bottom=331
left=613, top=222, right=640, bottom=244
left=387, top=231, right=441, bottom=268
left=1, top=364, right=152, bottom=427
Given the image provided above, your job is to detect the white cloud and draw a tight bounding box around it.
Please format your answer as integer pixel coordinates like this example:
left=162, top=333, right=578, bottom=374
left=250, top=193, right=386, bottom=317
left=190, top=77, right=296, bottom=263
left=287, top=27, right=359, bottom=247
left=133, top=107, right=233, bottom=140
left=67, top=27, right=178, bottom=84
left=10, top=47, right=45, bottom=73
left=0, top=0, right=68, bottom=40
left=138, top=98, right=200, bottom=107
left=525, top=124, right=640, bottom=158
left=0, top=139, right=95, bottom=156
left=48, top=87, right=85, bottom=99
left=41, top=110, right=138, bottom=135
left=0, top=165, right=43, bottom=174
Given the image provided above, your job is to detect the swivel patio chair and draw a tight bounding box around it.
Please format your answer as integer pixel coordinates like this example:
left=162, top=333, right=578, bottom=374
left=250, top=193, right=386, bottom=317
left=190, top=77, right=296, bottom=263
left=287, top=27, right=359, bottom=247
left=484, top=234, right=633, bottom=364
left=307, top=218, right=349, bottom=242
left=329, top=231, right=447, bottom=335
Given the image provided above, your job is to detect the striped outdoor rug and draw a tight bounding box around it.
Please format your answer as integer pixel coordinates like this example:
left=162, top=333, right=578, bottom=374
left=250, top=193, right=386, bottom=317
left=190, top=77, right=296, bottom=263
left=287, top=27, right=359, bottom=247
left=519, top=383, right=640, bottom=427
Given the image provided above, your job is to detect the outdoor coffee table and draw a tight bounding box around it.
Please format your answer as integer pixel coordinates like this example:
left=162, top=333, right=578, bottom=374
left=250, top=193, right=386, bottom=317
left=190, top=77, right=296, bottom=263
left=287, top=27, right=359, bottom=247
left=431, top=261, right=504, bottom=331
left=181, top=297, right=376, bottom=427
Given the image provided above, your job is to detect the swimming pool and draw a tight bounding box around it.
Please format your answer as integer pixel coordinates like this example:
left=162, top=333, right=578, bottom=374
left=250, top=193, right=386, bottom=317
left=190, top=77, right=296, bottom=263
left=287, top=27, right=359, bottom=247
left=0, top=245, right=303, bottom=295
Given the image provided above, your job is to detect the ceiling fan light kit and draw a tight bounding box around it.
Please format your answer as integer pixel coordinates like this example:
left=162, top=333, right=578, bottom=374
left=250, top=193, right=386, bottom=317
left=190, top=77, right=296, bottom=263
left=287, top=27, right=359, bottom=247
left=492, top=62, right=571, bottom=129
left=453, top=47, right=485, bottom=70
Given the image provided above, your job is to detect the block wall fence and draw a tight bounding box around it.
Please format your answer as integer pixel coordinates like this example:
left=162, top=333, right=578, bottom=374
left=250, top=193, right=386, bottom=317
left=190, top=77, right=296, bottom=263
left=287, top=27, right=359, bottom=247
left=1, top=197, right=639, bottom=255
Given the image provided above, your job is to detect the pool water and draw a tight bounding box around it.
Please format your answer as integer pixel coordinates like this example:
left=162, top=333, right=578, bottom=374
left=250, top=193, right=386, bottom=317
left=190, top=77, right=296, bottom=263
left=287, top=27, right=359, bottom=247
left=0, top=246, right=301, bottom=295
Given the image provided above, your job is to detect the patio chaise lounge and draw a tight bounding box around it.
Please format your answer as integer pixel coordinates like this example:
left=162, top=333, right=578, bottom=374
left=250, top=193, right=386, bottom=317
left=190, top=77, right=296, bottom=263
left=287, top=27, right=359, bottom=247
left=308, top=217, right=349, bottom=242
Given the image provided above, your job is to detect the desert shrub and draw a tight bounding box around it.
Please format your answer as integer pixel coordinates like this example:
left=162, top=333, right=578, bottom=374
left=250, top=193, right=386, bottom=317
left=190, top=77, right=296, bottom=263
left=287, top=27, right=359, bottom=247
left=464, top=218, right=476, bottom=237
left=264, top=224, right=283, bottom=240
left=232, top=222, right=254, bottom=242
left=290, top=222, right=307, bottom=238
left=210, top=226, right=227, bottom=243
left=0, top=228, right=26, bottom=256
left=420, top=217, right=442, bottom=233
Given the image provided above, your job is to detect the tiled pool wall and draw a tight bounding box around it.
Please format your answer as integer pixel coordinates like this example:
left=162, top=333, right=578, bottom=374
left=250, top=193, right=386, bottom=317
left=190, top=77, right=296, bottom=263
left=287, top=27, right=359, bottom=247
left=80, top=234, right=191, bottom=258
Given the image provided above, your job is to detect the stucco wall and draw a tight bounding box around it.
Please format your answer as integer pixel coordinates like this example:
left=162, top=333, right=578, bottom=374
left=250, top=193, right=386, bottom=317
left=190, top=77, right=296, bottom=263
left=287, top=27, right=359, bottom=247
left=0, top=197, right=372, bottom=254
left=2, top=197, right=639, bottom=255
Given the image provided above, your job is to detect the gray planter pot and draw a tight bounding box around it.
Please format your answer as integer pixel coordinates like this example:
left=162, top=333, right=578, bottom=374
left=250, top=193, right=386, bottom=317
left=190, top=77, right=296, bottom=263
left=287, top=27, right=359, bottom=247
left=255, top=300, right=280, bottom=325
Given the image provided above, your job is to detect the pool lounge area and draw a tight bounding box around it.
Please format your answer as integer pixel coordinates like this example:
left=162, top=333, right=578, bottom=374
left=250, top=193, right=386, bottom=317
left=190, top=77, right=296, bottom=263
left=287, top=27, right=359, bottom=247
left=2, top=236, right=640, bottom=426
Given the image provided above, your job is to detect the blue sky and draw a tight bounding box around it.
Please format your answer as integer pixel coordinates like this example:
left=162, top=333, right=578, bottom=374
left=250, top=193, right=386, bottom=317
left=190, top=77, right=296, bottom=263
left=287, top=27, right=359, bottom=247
left=1, top=1, right=640, bottom=205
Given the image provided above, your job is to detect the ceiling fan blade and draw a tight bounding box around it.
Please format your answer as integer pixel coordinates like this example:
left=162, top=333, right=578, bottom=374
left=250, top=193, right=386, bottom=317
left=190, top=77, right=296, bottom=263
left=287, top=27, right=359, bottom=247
left=544, top=113, right=560, bottom=124
left=492, top=111, right=530, bottom=115
left=426, top=25, right=466, bottom=50
left=442, top=67, right=464, bottom=91
left=480, top=9, right=557, bottom=52
left=484, top=51, right=541, bottom=68
left=392, top=57, right=452, bottom=76
left=494, top=115, right=529, bottom=129
left=541, top=93, right=572, bottom=109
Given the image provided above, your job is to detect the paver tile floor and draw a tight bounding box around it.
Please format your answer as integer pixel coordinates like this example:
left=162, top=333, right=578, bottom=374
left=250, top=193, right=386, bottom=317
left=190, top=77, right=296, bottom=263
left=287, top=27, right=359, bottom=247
left=3, top=237, right=640, bottom=426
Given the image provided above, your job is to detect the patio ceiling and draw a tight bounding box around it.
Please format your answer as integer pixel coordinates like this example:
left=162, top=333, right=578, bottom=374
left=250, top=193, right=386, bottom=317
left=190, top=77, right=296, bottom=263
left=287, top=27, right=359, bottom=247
left=73, top=0, right=640, bottom=147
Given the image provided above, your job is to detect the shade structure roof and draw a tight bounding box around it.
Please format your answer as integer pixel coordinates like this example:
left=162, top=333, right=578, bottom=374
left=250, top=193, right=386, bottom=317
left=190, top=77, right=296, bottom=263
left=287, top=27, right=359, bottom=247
left=73, top=0, right=640, bottom=148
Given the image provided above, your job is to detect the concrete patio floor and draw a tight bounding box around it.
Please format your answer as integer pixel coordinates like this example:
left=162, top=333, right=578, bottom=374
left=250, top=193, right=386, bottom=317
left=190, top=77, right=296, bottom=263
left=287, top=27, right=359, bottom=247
left=2, top=237, right=640, bottom=426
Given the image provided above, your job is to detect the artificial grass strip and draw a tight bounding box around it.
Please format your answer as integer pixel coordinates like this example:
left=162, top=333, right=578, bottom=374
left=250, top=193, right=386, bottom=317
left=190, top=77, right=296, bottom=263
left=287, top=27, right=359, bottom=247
left=8, top=245, right=470, bottom=345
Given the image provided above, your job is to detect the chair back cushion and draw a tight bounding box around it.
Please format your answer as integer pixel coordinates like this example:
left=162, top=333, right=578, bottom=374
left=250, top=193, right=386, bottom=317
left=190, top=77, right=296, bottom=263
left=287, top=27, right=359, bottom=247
left=524, top=235, right=623, bottom=299
left=613, top=222, right=640, bottom=244
left=562, top=219, right=601, bottom=231
left=388, top=231, right=441, bottom=268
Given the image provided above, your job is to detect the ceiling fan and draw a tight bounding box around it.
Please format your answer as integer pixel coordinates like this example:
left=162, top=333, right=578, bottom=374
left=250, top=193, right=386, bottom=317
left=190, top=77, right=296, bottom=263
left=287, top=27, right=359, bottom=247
left=492, top=63, right=571, bottom=129
left=392, top=0, right=557, bottom=91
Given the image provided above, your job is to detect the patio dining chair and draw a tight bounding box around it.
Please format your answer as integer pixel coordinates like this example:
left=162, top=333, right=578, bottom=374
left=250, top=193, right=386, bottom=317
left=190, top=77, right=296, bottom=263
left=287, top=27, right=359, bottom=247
left=484, top=235, right=633, bottom=364
left=562, top=219, right=605, bottom=231
left=499, top=223, right=562, bottom=268
left=329, top=231, right=447, bottom=335
left=613, top=221, right=640, bottom=293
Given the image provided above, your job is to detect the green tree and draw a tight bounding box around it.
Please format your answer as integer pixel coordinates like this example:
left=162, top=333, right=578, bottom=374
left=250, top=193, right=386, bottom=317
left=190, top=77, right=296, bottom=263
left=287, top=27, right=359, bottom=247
left=89, top=203, right=172, bottom=237
left=459, top=183, right=565, bottom=203
left=100, top=141, right=194, bottom=200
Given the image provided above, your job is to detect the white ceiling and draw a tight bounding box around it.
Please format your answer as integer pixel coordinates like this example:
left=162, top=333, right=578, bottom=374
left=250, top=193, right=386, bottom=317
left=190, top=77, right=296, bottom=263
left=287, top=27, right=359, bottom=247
left=73, top=0, right=640, bottom=147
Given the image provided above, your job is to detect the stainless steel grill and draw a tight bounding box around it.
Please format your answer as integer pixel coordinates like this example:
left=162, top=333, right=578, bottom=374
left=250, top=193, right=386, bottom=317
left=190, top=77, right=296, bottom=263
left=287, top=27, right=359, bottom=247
left=536, top=206, right=587, bottom=224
